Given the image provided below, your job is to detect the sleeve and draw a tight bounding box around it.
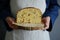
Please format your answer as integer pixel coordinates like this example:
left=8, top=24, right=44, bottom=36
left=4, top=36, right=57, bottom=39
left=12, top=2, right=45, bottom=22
left=0, top=0, right=13, bottom=31
left=0, top=0, right=13, bottom=20
left=42, top=0, right=60, bottom=31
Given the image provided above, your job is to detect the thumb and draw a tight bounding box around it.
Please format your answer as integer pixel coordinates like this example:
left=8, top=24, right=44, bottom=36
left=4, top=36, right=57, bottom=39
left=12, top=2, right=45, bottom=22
left=6, top=17, right=15, bottom=24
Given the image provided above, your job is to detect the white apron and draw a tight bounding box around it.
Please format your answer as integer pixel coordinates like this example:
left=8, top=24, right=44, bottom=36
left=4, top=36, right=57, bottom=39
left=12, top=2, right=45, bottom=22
left=5, top=0, right=50, bottom=40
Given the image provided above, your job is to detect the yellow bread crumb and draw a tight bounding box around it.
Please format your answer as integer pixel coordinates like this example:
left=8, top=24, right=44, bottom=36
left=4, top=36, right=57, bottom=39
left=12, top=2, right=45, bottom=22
left=16, top=7, right=42, bottom=24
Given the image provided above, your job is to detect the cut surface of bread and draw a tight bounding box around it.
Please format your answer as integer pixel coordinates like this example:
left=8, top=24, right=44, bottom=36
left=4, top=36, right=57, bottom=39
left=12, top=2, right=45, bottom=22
left=14, top=7, right=44, bottom=28
left=17, top=7, right=42, bottom=24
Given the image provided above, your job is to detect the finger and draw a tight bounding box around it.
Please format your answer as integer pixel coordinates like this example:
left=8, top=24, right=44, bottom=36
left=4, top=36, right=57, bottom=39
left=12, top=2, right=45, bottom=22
left=8, top=23, right=18, bottom=29
left=13, top=24, right=19, bottom=28
left=6, top=17, right=17, bottom=29
left=43, top=23, right=49, bottom=30
left=9, top=17, right=15, bottom=23
left=42, top=26, right=49, bottom=30
left=6, top=17, right=15, bottom=23
left=42, top=20, right=49, bottom=30
left=44, top=26, right=49, bottom=30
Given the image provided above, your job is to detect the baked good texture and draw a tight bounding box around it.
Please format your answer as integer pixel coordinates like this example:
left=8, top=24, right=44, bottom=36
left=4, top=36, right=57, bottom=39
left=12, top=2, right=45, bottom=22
left=16, top=7, right=42, bottom=24
left=14, top=7, right=44, bottom=30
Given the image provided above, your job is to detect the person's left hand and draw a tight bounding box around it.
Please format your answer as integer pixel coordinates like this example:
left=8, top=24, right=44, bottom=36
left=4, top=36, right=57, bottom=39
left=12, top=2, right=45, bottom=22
left=42, top=16, right=50, bottom=30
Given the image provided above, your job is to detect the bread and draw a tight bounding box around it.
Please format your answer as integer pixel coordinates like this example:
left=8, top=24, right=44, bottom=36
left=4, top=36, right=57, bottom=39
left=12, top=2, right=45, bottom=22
left=16, top=7, right=42, bottom=24
left=13, top=7, right=44, bottom=30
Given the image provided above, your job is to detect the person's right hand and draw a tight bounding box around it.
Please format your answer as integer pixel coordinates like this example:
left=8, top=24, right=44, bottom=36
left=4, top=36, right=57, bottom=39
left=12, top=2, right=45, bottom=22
left=5, top=17, right=18, bottom=30
left=42, top=16, right=50, bottom=30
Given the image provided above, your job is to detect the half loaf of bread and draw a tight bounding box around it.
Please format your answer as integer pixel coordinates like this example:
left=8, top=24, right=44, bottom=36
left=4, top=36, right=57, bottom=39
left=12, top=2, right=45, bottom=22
left=13, top=7, right=44, bottom=30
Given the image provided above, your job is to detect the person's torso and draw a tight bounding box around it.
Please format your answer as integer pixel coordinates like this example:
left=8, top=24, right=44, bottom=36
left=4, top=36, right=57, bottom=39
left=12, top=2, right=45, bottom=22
left=10, top=0, right=46, bottom=17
